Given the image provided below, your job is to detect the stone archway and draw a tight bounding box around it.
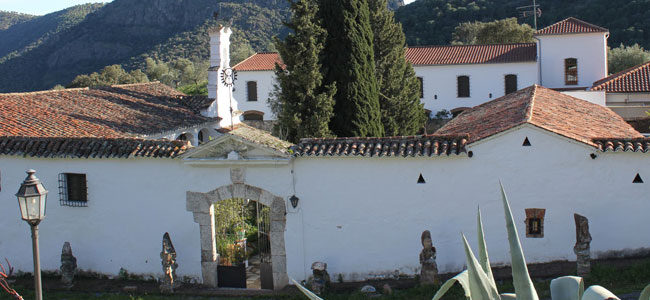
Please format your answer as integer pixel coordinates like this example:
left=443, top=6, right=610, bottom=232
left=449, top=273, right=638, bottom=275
left=186, top=168, right=287, bottom=290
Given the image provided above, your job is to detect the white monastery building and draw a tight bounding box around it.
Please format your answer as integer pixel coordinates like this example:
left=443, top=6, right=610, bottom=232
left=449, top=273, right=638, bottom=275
left=1, top=19, right=650, bottom=291
left=233, top=17, right=650, bottom=120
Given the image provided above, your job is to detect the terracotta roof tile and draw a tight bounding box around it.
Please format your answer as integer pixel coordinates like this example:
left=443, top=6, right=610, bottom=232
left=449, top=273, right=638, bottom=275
left=405, top=43, right=536, bottom=65
left=0, top=82, right=215, bottom=138
left=592, top=61, right=650, bottom=92
left=0, top=136, right=189, bottom=159
left=233, top=52, right=284, bottom=71
left=536, top=17, right=608, bottom=36
left=234, top=44, right=537, bottom=71
left=436, top=85, right=642, bottom=146
left=177, top=95, right=215, bottom=113
left=219, top=123, right=293, bottom=154
left=294, top=134, right=468, bottom=157
left=593, top=138, right=650, bottom=153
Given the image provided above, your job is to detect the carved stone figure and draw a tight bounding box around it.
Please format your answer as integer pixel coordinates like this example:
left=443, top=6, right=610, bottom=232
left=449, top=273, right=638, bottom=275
left=309, top=262, right=330, bottom=294
left=574, top=214, right=592, bottom=276
left=419, top=230, right=439, bottom=285
left=60, top=242, right=77, bottom=289
left=160, top=232, right=179, bottom=293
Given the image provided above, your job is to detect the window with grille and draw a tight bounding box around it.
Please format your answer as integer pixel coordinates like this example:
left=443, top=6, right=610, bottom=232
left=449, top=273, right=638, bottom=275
left=457, top=76, right=470, bottom=98
left=59, top=173, right=88, bottom=207
left=525, top=208, right=545, bottom=238
left=417, top=77, right=424, bottom=98
left=565, top=58, right=578, bottom=85
left=505, top=74, right=518, bottom=94
left=247, top=81, right=258, bottom=102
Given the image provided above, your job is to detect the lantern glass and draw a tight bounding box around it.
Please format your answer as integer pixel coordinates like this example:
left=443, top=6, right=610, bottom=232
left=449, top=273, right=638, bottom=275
left=15, top=170, right=48, bottom=223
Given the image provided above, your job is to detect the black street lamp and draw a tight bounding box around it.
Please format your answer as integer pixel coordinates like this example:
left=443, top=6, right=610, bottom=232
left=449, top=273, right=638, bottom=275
left=15, top=170, right=47, bottom=300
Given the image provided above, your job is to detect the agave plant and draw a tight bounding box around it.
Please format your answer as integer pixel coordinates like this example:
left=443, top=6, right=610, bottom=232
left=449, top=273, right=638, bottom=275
left=292, top=183, right=650, bottom=300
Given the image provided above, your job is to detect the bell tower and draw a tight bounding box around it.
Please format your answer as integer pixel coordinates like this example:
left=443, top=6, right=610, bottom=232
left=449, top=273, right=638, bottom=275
left=206, top=26, right=240, bottom=128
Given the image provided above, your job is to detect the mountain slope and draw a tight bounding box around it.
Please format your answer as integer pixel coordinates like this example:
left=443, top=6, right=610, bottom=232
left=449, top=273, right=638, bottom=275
left=0, top=0, right=288, bottom=92
left=0, top=11, right=35, bottom=30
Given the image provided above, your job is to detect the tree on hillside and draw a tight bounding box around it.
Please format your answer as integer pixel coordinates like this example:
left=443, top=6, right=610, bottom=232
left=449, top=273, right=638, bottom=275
left=452, top=18, right=534, bottom=45
left=368, top=0, right=425, bottom=136
left=320, top=0, right=384, bottom=137
left=608, top=43, right=650, bottom=74
left=270, top=0, right=336, bottom=143
left=67, top=65, right=149, bottom=88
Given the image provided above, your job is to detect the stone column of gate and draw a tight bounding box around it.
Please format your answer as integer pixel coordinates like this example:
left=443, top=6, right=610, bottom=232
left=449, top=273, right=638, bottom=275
left=269, top=195, right=288, bottom=290
left=187, top=191, right=220, bottom=287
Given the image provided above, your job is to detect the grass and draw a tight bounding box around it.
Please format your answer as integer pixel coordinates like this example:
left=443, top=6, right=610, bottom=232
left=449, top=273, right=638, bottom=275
left=1, top=259, right=649, bottom=300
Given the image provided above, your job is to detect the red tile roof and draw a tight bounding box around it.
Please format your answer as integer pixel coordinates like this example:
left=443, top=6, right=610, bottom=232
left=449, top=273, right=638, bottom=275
left=233, top=52, right=284, bottom=71
left=294, top=134, right=468, bottom=157
left=536, top=17, right=608, bottom=36
left=0, top=82, right=215, bottom=139
left=436, top=85, right=642, bottom=146
left=594, top=138, right=650, bottom=153
left=592, top=61, right=650, bottom=93
left=234, top=44, right=537, bottom=71
left=0, top=136, right=190, bottom=159
left=405, top=43, right=536, bottom=65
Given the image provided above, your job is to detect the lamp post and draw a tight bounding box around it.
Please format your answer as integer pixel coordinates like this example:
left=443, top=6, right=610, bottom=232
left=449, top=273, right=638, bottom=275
left=15, top=170, right=48, bottom=300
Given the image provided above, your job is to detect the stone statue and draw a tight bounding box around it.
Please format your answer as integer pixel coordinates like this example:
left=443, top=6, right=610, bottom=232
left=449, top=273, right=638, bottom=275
left=574, top=214, right=592, bottom=276
left=60, top=242, right=77, bottom=289
left=419, top=230, right=439, bottom=285
left=160, top=232, right=179, bottom=293
left=309, top=262, right=330, bottom=294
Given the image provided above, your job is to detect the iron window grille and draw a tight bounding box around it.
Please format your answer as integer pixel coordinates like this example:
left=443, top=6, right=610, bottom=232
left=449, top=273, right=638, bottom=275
left=565, top=58, right=578, bottom=85
left=59, top=173, right=88, bottom=207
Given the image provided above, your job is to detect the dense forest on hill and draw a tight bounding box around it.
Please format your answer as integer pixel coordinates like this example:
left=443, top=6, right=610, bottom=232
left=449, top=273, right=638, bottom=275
left=0, top=11, right=35, bottom=30
left=0, top=0, right=649, bottom=92
left=395, top=0, right=650, bottom=48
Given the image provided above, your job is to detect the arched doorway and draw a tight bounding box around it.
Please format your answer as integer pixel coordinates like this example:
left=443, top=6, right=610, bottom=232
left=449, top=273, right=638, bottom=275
left=186, top=179, right=287, bottom=290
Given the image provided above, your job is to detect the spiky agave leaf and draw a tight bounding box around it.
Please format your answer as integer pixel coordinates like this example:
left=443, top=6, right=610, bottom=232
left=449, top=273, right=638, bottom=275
left=500, top=182, right=539, bottom=300
left=550, top=276, right=584, bottom=300
left=640, top=284, right=650, bottom=300
left=291, top=277, right=325, bottom=300
left=582, top=285, right=620, bottom=300
left=477, top=208, right=496, bottom=288
left=432, top=270, right=471, bottom=300
left=462, top=234, right=501, bottom=300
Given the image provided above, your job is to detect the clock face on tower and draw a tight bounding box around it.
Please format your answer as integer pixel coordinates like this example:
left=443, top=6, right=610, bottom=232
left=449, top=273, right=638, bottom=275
left=220, top=67, right=237, bottom=87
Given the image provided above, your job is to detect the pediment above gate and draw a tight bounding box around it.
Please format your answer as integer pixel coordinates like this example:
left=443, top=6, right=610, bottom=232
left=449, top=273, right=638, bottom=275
left=182, top=133, right=291, bottom=165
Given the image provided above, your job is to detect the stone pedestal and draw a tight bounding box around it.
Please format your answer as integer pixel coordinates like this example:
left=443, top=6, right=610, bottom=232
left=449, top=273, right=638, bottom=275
left=419, top=230, right=439, bottom=285
left=60, top=242, right=77, bottom=290
left=574, top=214, right=592, bottom=276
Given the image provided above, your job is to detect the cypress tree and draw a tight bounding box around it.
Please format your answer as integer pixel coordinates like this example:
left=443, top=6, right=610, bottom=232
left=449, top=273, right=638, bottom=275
left=368, top=0, right=425, bottom=136
left=320, top=0, right=384, bottom=137
left=271, top=0, right=336, bottom=143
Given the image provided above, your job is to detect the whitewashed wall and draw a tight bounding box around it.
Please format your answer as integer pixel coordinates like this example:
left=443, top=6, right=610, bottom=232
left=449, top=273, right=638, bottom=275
left=538, top=32, right=608, bottom=89
left=286, top=125, right=650, bottom=281
left=0, top=157, right=292, bottom=280
left=233, top=71, right=276, bottom=120
left=561, top=90, right=606, bottom=106
left=416, top=62, right=538, bottom=114
left=606, top=93, right=650, bottom=118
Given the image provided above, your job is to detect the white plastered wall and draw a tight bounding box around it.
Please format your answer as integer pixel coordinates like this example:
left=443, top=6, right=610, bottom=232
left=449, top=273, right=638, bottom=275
left=0, top=157, right=292, bottom=280
left=233, top=70, right=276, bottom=120
left=285, top=125, right=650, bottom=281
left=606, top=93, right=650, bottom=119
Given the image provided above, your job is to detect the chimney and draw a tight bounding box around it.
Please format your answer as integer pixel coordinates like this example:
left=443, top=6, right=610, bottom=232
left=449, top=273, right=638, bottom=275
left=206, top=26, right=240, bottom=128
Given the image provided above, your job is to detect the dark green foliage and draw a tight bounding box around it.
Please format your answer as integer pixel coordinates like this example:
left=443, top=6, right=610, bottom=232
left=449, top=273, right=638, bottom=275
left=396, top=0, right=650, bottom=50
left=369, top=0, right=425, bottom=136
left=67, top=65, right=149, bottom=88
left=0, top=11, right=35, bottom=30
left=0, top=0, right=289, bottom=92
left=271, top=0, right=336, bottom=143
left=321, top=0, right=384, bottom=138
left=608, top=43, right=650, bottom=74
left=452, top=18, right=534, bottom=45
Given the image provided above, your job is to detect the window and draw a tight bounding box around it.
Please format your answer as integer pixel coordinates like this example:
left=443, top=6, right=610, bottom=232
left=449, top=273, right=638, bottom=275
left=198, top=131, right=204, bottom=144
left=242, top=111, right=264, bottom=121
left=417, top=77, right=424, bottom=98
left=59, top=173, right=88, bottom=207
left=525, top=208, right=545, bottom=238
left=247, top=81, right=258, bottom=102
left=457, top=76, right=470, bottom=98
left=565, top=58, right=578, bottom=85
left=505, top=74, right=518, bottom=94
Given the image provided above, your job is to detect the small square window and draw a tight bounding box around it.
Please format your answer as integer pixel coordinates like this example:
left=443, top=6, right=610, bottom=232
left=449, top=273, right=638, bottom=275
left=525, top=208, right=545, bottom=238
left=59, top=173, right=88, bottom=207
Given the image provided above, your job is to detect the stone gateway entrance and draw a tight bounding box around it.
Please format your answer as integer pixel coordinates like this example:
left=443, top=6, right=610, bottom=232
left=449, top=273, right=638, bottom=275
left=186, top=178, right=288, bottom=290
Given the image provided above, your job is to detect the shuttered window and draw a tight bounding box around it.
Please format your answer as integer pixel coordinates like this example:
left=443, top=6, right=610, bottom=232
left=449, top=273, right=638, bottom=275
left=505, top=74, right=518, bottom=94
left=457, top=76, right=470, bottom=98
left=247, top=81, right=258, bottom=102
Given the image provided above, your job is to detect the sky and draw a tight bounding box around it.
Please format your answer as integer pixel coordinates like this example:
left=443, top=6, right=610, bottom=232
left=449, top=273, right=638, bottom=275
left=0, top=0, right=112, bottom=15
left=2, top=0, right=414, bottom=16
